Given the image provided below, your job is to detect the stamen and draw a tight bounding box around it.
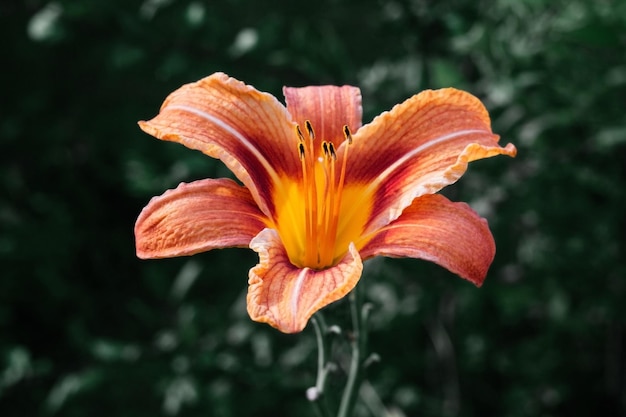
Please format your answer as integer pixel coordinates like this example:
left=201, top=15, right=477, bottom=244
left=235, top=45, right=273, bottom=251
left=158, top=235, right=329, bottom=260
left=337, top=127, right=351, bottom=202
left=298, top=136, right=313, bottom=266
left=298, top=142, right=306, bottom=159
left=321, top=140, right=337, bottom=265
left=322, top=126, right=352, bottom=265
left=328, top=142, right=337, bottom=160
left=291, top=121, right=353, bottom=269
left=306, top=126, right=318, bottom=262
left=322, top=141, right=329, bottom=157
left=305, top=120, right=315, bottom=140
left=343, top=125, right=353, bottom=144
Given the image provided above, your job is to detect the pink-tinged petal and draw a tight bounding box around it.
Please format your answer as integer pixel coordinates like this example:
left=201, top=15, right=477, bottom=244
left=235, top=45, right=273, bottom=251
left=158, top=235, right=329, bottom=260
left=247, top=229, right=363, bottom=333
left=135, top=178, right=268, bottom=259
left=283, top=85, right=362, bottom=148
left=138, top=72, right=300, bottom=218
left=359, top=194, right=495, bottom=286
left=342, top=88, right=516, bottom=234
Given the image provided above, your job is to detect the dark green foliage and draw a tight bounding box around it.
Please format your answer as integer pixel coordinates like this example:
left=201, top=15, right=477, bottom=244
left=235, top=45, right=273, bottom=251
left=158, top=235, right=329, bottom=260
left=2, top=0, right=625, bottom=415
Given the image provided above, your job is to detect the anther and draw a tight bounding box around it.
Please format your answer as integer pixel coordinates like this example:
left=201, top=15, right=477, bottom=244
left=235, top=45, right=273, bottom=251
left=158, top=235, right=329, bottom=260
left=328, top=142, right=337, bottom=160
left=298, top=142, right=306, bottom=159
left=322, top=141, right=329, bottom=157
left=305, top=120, right=315, bottom=140
left=343, top=125, right=352, bottom=144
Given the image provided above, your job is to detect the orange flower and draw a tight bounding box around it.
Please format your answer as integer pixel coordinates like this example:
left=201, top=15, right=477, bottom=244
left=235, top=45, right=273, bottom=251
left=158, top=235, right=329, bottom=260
left=135, top=73, right=516, bottom=333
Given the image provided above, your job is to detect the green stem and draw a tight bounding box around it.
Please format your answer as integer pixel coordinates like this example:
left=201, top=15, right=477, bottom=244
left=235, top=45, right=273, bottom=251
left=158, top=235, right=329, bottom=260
left=311, top=314, right=330, bottom=394
left=337, top=286, right=367, bottom=417
left=310, top=314, right=332, bottom=417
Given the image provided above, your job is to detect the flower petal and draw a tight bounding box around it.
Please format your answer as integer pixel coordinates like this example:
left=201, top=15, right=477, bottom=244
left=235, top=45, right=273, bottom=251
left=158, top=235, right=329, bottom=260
left=247, top=228, right=363, bottom=333
left=283, top=85, right=362, bottom=147
left=138, top=72, right=300, bottom=217
left=359, top=194, right=495, bottom=286
left=343, top=88, right=516, bottom=234
left=135, top=178, right=267, bottom=259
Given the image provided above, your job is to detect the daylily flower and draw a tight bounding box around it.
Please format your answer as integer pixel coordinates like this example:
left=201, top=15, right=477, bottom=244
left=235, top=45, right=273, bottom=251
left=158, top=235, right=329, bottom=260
left=135, top=72, right=516, bottom=333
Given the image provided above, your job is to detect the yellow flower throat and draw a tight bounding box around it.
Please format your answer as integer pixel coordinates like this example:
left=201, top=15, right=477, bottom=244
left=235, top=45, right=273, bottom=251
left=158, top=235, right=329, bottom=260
left=273, top=121, right=370, bottom=270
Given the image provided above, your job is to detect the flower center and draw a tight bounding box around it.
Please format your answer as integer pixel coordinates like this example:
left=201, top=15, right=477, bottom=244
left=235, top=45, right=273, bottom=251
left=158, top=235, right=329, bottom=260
left=273, top=121, right=369, bottom=270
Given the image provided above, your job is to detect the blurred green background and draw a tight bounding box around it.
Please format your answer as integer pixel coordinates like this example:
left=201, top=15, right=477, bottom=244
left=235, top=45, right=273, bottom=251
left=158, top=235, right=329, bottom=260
left=3, top=0, right=625, bottom=416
